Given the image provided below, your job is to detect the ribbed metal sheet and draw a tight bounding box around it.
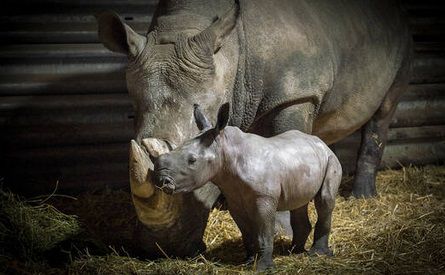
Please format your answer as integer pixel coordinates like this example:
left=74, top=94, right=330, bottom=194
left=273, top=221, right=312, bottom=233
left=0, top=0, right=444, bottom=193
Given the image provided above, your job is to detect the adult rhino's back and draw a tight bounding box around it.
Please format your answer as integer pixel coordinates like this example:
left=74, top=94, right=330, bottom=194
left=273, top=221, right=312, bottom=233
left=240, top=0, right=411, bottom=144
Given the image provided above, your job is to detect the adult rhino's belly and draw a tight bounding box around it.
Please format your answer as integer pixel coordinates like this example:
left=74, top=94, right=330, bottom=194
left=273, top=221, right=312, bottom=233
left=312, top=62, right=399, bottom=144
left=312, top=102, right=378, bottom=145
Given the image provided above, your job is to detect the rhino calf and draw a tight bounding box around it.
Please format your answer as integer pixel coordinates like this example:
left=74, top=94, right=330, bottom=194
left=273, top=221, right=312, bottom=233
left=153, top=103, right=342, bottom=271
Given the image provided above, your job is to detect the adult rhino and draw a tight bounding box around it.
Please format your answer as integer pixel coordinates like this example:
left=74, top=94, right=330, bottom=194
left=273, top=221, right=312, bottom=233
left=97, top=0, right=411, bottom=257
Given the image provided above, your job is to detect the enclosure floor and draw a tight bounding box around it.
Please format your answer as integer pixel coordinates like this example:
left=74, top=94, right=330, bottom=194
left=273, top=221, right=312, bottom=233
left=4, top=165, right=445, bottom=274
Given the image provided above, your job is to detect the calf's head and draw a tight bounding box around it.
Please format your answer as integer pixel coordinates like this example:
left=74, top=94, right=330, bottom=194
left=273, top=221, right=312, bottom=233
left=154, top=103, right=230, bottom=194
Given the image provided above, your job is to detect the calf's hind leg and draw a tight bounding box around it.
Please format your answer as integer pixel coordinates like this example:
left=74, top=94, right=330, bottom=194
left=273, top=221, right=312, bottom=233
left=290, top=204, right=311, bottom=253
left=310, top=157, right=342, bottom=256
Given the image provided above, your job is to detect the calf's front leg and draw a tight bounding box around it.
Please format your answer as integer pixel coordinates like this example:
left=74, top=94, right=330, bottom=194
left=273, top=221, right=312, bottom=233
left=228, top=206, right=255, bottom=264
left=251, top=196, right=277, bottom=271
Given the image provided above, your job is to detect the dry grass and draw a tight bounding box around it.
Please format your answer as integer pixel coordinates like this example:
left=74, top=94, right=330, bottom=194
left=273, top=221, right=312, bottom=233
left=69, top=165, right=445, bottom=274
left=0, top=190, right=81, bottom=259
left=0, top=165, right=443, bottom=274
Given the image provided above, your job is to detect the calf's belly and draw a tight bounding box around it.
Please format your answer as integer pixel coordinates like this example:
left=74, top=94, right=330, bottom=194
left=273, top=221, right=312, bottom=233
left=276, top=179, right=323, bottom=211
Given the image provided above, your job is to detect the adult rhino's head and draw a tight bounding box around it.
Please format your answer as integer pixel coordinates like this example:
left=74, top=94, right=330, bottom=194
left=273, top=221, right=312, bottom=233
left=96, top=2, right=239, bottom=256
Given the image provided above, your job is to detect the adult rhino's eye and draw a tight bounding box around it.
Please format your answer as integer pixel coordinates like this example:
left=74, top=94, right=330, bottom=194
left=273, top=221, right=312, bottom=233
left=188, top=155, right=197, bottom=165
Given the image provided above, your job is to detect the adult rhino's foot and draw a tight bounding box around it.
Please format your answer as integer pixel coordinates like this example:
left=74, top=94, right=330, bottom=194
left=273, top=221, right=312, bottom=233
left=175, top=239, right=206, bottom=258
left=308, top=246, right=334, bottom=257
left=352, top=175, right=377, bottom=198
left=243, top=255, right=255, bottom=265
left=256, top=258, right=274, bottom=272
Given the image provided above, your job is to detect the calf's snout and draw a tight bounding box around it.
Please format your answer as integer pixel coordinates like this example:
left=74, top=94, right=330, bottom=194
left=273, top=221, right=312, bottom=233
left=154, top=155, right=177, bottom=194
left=155, top=154, right=171, bottom=169
left=155, top=175, right=176, bottom=194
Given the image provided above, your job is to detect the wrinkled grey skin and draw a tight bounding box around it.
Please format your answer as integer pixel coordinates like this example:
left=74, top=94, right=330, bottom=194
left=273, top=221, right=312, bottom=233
left=154, top=103, right=342, bottom=271
left=97, top=0, right=411, bottom=256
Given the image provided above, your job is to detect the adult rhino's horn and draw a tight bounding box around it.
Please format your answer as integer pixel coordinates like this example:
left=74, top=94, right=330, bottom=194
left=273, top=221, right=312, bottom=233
left=141, top=138, right=171, bottom=158
left=129, top=138, right=181, bottom=228
left=129, top=139, right=155, bottom=198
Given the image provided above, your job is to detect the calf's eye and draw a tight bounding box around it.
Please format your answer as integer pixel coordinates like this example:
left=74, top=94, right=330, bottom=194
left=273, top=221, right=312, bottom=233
left=188, top=155, right=197, bottom=165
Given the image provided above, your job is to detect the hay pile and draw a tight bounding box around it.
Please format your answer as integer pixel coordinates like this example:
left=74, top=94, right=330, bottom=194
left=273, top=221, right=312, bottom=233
left=0, top=190, right=81, bottom=273
left=51, top=188, right=139, bottom=254
left=69, top=165, right=445, bottom=274
left=0, top=165, right=443, bottom=274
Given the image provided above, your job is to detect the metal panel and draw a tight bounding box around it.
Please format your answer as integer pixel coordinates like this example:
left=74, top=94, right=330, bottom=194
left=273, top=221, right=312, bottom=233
left=0, top=0, right=444, bottom=193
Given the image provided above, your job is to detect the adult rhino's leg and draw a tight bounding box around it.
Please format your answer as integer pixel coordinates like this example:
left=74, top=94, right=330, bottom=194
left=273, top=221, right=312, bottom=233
left=252, top=102, right=315, bottom=238
left=352, top=117, right=389, bottom=197
left=269, top=103, right=315, bottom=136
left=352, top=54, right=411, bottom=198
left=352, top=104, right=399, bottom=197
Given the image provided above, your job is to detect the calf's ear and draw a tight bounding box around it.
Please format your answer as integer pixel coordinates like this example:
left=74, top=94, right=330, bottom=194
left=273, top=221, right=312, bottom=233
left=96, top=11, right=146, bottom=58
left=215, top=102, right=230, bottom=132
left=194, top=104, right=212, bottom=131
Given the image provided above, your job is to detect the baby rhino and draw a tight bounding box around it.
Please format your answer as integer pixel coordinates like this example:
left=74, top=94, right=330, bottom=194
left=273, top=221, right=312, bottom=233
left=154, top=103, right=342, bottom=271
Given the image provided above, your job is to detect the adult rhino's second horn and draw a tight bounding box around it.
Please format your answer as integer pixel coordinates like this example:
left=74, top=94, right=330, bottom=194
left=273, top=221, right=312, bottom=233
left=129, top=139, right=182, bottom=229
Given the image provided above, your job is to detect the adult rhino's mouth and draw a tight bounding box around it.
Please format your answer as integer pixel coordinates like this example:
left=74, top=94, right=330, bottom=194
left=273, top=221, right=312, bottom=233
left=129, top=138, right=182, bottom=229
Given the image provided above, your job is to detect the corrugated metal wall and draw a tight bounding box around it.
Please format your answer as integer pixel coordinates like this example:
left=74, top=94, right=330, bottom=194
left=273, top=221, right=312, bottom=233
left=0, top=0, right=444, bottom=193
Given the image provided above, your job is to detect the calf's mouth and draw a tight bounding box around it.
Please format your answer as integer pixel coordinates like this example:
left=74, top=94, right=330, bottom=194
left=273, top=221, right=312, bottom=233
left=155, top=174, right=177, bottom=194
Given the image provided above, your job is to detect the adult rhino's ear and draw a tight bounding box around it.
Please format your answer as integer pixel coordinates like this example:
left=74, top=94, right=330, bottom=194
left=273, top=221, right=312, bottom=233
left=96, top=11, right=146, bottom=58
left=192, top=0, right=239, bottom=53
left=215, top=102, right=230, bottom=132
left=194, top=104, right=212, bottom=131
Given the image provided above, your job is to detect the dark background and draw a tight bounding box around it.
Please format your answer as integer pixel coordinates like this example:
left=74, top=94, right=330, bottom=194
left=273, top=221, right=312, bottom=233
left=0, top=0, right=444, bottom=194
